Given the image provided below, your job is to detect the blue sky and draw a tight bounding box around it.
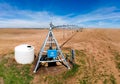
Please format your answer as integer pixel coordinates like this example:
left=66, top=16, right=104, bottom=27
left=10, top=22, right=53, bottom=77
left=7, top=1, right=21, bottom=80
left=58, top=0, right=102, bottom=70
left=0, top=0, right=120, bottom=28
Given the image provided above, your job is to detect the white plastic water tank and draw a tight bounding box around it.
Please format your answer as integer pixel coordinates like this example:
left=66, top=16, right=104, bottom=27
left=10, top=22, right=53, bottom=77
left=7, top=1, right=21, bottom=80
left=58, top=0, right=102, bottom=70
left=15, top=44, right=34, bottom=64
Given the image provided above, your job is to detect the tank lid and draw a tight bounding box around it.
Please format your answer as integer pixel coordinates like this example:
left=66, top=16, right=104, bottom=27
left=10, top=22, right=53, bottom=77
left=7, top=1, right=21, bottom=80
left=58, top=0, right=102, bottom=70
left=15, top=44, right=34, bottom=51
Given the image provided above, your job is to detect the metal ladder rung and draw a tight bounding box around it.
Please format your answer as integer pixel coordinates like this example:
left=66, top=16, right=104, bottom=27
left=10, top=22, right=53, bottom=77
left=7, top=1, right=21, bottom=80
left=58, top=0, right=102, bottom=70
left=39, top=59, right=65, bottom=63
left=43, top=51, right=47, bottom=52
left=57, top=50, right=61, bottom=52
left=43, top=50, right=60, bottom=53
left=47, top=41, right=55, bottom=43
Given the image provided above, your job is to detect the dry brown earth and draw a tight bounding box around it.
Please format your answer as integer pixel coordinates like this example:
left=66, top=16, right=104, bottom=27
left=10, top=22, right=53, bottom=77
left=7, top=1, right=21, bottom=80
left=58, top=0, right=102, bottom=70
left=0, top=28, right=120, bottom=84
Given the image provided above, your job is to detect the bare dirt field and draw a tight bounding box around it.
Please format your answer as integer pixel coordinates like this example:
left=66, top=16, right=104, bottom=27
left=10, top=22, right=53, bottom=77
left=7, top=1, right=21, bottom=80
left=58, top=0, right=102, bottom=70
left=0, top=28, right=120, bottom=84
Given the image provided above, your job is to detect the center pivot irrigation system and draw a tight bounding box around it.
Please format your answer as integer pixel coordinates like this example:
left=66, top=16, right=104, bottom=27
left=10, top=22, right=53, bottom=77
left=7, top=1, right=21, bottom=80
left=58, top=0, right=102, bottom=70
left=33, top=22, right=79, bottom=73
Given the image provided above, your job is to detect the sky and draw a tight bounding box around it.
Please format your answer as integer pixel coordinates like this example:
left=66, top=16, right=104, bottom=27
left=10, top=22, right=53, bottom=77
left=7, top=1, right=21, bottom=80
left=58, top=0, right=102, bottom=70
left=0, top=0, right=120, bottom=28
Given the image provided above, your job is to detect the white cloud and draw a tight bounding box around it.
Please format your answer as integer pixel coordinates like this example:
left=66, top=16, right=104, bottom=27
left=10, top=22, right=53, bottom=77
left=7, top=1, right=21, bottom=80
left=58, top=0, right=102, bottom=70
left=0, top=3, right=120, bottom=28
left=0, top=3, right=71, bottom=28
left=74, top=7, right=120, bottom=22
